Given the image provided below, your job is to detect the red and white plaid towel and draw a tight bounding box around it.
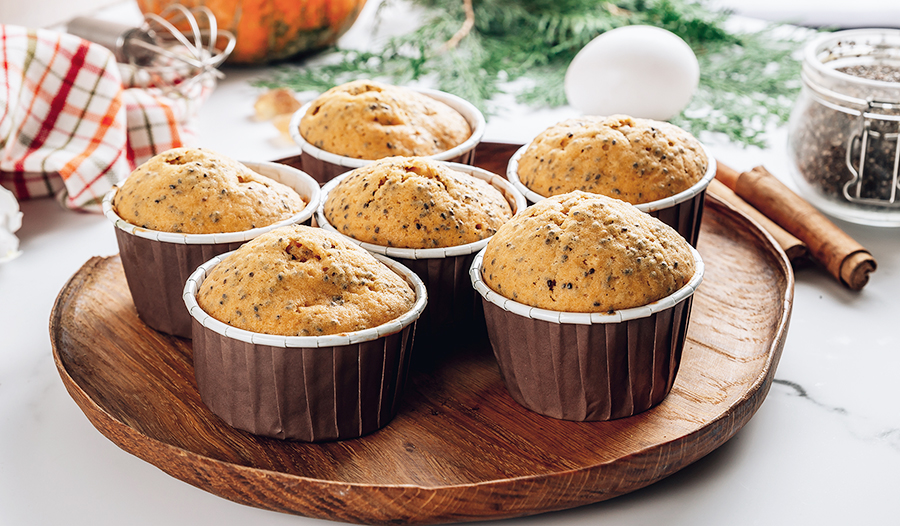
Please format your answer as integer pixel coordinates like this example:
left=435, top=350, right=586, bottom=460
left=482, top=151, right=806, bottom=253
left=0, top=25, right=213, bottom=211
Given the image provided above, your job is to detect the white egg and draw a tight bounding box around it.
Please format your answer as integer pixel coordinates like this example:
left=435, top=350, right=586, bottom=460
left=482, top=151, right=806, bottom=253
left=564, top=25, right=700, bottom=121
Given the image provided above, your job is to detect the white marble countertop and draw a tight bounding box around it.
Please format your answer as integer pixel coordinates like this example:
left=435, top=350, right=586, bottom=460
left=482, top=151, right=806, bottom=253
left=2, top=1, right=900, bottom=525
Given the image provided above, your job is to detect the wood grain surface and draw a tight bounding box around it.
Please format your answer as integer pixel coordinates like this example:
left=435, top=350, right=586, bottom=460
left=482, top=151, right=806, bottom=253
left=50, top=144, right=793, bottom=525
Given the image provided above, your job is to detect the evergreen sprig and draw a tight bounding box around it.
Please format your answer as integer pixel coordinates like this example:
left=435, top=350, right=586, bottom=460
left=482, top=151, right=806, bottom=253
left=256, top=0, right=811, bottom=147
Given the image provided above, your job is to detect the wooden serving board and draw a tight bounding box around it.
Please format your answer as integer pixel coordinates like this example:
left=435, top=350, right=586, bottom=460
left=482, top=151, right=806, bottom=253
left=50, top=145, right=793, bottom=525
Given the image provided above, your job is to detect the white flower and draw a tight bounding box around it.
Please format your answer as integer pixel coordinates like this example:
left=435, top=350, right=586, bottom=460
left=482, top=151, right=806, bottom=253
left=0, top=186, right=23, bottom=263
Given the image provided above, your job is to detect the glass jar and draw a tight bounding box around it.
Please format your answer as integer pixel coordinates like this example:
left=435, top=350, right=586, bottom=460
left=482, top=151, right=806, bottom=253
left=788, top=29, right=900, bottom=227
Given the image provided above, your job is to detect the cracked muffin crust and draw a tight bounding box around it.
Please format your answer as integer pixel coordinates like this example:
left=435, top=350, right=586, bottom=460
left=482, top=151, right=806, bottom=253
left=197, top=225, right=416, bottom=336
left=517, top=115, right=707, bottom=203
left=113, top=148, right=306, bottom=234
left=323, top=156, right=513, bottom=249
left=299, top=80, right=471, bottom=159
left=481, top=191, right=695, bottom=312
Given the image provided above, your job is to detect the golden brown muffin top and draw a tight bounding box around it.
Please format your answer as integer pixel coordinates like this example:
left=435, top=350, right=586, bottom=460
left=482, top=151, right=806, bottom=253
left=197, top=225, right=417, bottom=336
left=323, top=156, right=513, bottom=249
left=113, top=148, right=306, bottom=234
left=482, top=191, right=695, bottom=312
left=299, top=80, right=471, bottom=159
left=517, top=115, right=708, bottom=204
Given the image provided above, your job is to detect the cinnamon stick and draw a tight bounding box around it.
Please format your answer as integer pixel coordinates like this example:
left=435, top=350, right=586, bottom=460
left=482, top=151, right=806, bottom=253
left=716, top=163, right=876, bottom=290
left=707, top=179, right=809, bottom=263
left=715, top=162, right=741, bottom=190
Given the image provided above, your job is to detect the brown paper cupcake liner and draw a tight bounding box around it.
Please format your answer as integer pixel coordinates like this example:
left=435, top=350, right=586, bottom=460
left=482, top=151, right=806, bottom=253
left=648, top=188, right=707, bottom=247
left=506, top=143, right=717, bottom=246
left=470, top=246, right=704, bottom=421
left=317, top=163, right=526, bottom=352
left=289, top=87, right=486, bottom=184
left=183, top=252, right=428, bottom=441
left=103, top=161, right=321, bottom=338
left=114, top=230, right=245, bottom=337
left=384, top=252, right=484, bottom=357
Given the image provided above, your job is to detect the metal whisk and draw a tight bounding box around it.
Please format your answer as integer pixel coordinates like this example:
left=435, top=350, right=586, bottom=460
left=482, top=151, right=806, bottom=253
left=67, top=4, right=236, bottom=96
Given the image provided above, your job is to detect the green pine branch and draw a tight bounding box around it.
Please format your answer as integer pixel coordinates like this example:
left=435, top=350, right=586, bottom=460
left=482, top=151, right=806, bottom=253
left=255, top=0, right=811, bottom=147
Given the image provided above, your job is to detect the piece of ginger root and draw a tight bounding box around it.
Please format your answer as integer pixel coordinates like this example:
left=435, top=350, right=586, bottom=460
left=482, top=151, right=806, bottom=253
left=254, top=88, right=302, bottom=121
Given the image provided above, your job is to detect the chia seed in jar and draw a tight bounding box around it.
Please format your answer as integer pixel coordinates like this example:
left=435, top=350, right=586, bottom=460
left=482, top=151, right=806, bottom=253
left=836, top=64, right=900, bottom=83
left=787, top=29, right=900, bottom=226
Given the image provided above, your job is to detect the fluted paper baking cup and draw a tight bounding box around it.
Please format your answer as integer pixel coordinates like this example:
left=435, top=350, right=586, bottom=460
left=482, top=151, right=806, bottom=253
left=183, top=251, right=428, bottom=441
left=470, top=245, right=704, bottom=421
left=289, top=87, right=486, bottom=184
left=317, top=163, right=526, bottom=350
left=103, top=161, right=320, bottom=338
left=506, top=143, right=717, bottom=246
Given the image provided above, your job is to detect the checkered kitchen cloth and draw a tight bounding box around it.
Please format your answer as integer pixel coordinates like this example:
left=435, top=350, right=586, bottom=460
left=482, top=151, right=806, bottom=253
left=0, top=25, right=213, bottom=211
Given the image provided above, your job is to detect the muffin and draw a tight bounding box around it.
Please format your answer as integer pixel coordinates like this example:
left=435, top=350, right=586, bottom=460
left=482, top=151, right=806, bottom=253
left=322, top=156, right=513, bottom=249
left=197, top=225, right=416, bottom=336
left=103, top=151, right=320, bottom=338
left=508, top=115, right=716, bottom=246
left=113, top=147, right=306, bottom=234
left=482, top=190, right=695, bottom=312
left=515, top=115, right=707, bottom=203
left=317, top=158, right=525, bottom=360
left=470, top=191, right=704, bottom=421
left=300, top=80, right=471, bottom=159
left=184, top=225, right=428, bottom=442
left=289, top=81, right=485, bottom=183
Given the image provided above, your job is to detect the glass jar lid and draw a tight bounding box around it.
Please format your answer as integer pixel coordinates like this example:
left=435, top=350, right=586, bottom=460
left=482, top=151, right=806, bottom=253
left=802, top=29, right=900, bottom=116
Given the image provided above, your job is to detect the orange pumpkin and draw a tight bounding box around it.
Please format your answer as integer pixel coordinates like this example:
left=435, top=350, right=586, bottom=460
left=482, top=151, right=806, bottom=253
left=136, top=0, right=368, bottom=64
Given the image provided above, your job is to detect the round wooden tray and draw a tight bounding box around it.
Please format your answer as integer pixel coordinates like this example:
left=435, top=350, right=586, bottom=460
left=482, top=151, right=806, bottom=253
left=51, top=154, right=792, bottom=525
